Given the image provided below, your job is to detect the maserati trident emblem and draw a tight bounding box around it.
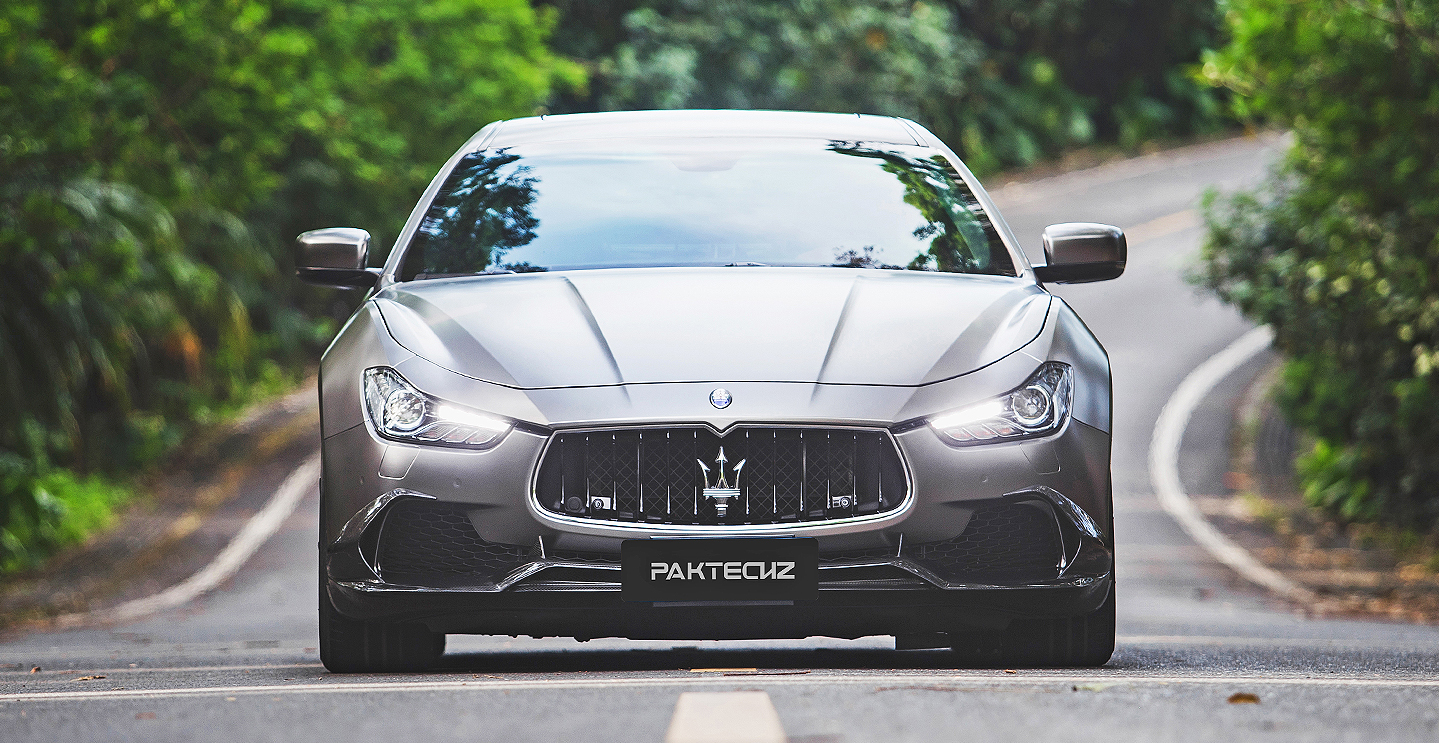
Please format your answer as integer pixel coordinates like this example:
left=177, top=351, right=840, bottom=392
left=709, top=388, right=732, bottom=409
left=697, top=447, right=746, bottom=518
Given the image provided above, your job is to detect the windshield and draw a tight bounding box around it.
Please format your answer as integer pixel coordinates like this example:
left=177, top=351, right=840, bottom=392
left=399, top=138, right=1016, bottom=280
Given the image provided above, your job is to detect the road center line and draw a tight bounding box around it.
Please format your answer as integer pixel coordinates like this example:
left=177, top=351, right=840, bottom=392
left=665, top=691, right=787, bottom=743
left=1123, top=209, right=1200, bottom=246
left=4, top=673, right=1438, bottom=703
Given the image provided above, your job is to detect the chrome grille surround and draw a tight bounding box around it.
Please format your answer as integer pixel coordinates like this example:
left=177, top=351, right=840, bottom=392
left=530, top=425, right=911, bottom=531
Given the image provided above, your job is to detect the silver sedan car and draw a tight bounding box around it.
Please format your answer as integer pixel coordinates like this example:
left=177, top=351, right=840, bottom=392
left=298, top=110, right=1126, bottom=672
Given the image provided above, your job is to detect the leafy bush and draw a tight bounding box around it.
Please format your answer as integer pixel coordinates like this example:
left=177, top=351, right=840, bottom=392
left=541, top=0, right=1228, bottom=172
left=597, top=0, right=1091, bottom=174
left=0, top=0, right=577, bottom=571
left=1198, top=0, right=1439, bottom=527
left=951, top=0, right=1225, bottom=149
left=0, top=463, right=130, bottom=575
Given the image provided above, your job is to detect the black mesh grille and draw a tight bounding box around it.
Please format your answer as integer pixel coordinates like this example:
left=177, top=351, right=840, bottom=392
left=913, top=499, right=1061, bottom=579
left=824, top=546, right=899, bottom=560
left=372, top=498, right=1059, bottom=586
left=376, top=501, right=530, bottom=580
left=535, top=427, right=906, bottom=525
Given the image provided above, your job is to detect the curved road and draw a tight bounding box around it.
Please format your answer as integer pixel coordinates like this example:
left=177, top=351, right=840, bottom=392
left=3, top=134, right=1437, bottom=741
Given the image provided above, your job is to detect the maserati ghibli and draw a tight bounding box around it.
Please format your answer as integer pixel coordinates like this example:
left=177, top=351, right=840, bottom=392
left=298, top=110, right=1126, bottom=672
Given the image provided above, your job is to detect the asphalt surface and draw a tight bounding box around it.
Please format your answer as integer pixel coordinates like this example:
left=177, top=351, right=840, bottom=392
left=3, top=133, right=1437, bottom=742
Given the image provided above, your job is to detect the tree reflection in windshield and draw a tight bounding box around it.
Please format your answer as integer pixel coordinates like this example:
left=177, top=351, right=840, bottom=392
left=398, top=139, right=1014, bottom=279
left=828, top=143, right=997, bottom=273
left=831, top=245, right=901, bottom=269
left=401, top=149, right=543, bottom=280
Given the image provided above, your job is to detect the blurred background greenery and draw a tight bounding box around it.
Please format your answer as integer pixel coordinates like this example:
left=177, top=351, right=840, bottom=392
left=1198, top=0, right=1439, bottom=536
left=0, top=0, right=579, bottom=571
left=540, top=0, right=1227, bottom=171
left=2, top=0, right=1433, bottom=573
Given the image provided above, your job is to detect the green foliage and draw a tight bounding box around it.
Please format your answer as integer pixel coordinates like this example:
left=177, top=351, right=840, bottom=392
left=540, top=0, right=1228, bottom=172
left=0, top=462, right=129, bottom=574
left=951, top=0, right=1225, bottom=148
left=586, top=0, right=1093, bottom=173
left=0, top=0, right=576, bottom=572
left=1198, top=0, right=1439, bottom=528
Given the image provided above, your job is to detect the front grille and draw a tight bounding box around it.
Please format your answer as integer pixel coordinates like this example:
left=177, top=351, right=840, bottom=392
left=534, top=427, right=906, bottom=525
left=376, top=500, right=531, bottom=581
left=912, top=499, right=1061, bottom=579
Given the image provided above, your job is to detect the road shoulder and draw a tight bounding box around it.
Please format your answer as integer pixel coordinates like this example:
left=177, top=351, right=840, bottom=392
left=1195, top=359, right=1439, bottom=624
left=0, top=383, right=319, bottom=632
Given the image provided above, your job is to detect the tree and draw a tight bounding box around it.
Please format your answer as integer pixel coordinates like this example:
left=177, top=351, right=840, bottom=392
left=1199, top=0, right=1439, bottom=527
left=0, top=0, right=579, bottom=571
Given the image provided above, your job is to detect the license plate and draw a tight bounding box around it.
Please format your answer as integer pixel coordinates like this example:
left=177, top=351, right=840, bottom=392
left=621, top=538, right=818, bottom=602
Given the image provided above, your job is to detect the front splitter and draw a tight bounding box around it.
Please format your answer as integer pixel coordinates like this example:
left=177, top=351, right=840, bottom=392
left=326, top=573, right=1113, bottom=640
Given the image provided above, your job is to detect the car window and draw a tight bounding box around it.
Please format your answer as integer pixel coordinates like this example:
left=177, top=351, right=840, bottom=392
left=399, top=138, right=1015, bottom=280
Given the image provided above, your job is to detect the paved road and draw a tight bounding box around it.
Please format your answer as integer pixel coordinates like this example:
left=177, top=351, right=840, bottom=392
left=3, top=134, right=1437, bottom=742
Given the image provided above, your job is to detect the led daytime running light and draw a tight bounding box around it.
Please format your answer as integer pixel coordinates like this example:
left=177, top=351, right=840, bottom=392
left=928, top=362, right=1072, bottom=446
left=363, top=367, right=512, bottom=449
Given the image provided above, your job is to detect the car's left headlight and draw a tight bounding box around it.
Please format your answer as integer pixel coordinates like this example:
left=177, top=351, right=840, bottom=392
left=363, top=367, right=512, bottom=449
left=927, top=362, right=1073, bottom=445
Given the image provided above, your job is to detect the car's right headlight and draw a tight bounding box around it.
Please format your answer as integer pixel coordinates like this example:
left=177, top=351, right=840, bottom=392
left=362, top=367, right=512, bottom=449
left=927, top=362, right=1073, bottom=445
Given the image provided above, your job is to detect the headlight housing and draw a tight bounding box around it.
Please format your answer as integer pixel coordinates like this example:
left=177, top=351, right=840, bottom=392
left=928, top=362, right=1073, bottom=445
left=363, top=367, right=512, bottom=449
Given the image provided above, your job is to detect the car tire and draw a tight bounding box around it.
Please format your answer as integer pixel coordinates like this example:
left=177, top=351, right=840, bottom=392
left=995, top=583, right=1116, bottom=667
left=319, top=559, right=445, bottom=673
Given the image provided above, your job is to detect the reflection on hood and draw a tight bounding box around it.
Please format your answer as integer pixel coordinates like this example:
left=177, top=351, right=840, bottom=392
left=374, top=268, right=1050, bottom=390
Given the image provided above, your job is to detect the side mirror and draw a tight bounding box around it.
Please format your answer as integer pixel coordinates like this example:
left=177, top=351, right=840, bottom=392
left=296, top=228, right=381, bottom=289
left=1032, top=223, right=1126, bottom=284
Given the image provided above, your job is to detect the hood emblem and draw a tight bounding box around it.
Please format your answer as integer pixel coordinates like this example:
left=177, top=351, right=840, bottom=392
left=709, top=388, right=732, bottom=409
left=697, top=447, right=745, bottom=518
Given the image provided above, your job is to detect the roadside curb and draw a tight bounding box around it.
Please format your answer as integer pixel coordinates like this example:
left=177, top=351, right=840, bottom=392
left=1148, top=325, right=1319, bottom=605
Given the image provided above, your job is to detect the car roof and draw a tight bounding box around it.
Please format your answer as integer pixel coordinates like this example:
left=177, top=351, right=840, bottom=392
left=484, top=109, right=923, bottom=148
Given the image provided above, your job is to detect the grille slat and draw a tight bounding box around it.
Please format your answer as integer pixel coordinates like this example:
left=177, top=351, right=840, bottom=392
left=537, top=427, right=904, bottom=526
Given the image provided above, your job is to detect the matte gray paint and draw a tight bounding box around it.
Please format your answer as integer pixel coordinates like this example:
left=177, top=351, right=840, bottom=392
left=319, top=281, right=1111, bottom=536
left=316, top=109, right=1116, bottom=633
left=371, top=268, right=1051, bottom=388
left=296, top=227, right=369, bottom=270
left=319, top=303, right=413, bottom=439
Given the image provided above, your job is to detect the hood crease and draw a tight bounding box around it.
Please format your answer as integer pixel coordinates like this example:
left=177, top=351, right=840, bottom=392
left=372, top=268, right=1051, bottom=390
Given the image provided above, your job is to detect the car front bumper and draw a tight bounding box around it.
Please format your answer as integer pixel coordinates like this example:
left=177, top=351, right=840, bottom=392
left=319, top=370, right=1114, bottom=639
left=322, top=480, right=1114, bottom=639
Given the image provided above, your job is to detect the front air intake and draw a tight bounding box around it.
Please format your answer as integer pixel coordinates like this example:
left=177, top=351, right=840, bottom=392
left=376, top=500, right=530, bottom=581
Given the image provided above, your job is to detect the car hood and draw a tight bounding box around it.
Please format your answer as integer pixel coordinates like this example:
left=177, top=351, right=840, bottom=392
left=372, top=267, right=1050, bottom=389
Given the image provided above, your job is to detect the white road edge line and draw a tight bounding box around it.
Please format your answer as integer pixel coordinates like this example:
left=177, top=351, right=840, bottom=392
left=57, top=453, right=322, bottom=626
left=1147, top=325, right=1317, bottom=604
left=5, top=673, right=1439, bottom=703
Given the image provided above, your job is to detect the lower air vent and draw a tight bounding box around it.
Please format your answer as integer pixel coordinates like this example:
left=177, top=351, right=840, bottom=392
left=376, top=500, right=530, bottom=581
left=912, top=499, right=1062, bottom=579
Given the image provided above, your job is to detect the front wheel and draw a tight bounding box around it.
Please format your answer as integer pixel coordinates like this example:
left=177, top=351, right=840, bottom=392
left=319, top=558, right=445, bottom=673
left=997, top=583, right=1116, bottom=667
